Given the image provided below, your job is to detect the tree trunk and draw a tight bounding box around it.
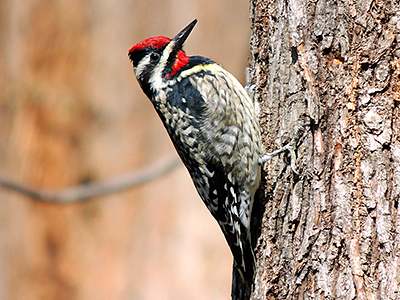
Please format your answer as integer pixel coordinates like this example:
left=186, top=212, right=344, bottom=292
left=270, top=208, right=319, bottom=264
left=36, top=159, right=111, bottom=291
left=245, top=0, right=400, bottom=299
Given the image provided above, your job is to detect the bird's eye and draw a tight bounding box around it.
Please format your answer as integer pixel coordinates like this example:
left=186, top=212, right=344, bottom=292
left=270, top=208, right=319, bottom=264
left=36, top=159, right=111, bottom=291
left=150, top=52, right=160, bottom=63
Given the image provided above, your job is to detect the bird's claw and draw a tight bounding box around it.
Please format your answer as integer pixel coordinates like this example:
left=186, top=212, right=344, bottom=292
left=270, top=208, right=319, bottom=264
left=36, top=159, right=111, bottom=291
left=259, top=125, right=306, bottom=175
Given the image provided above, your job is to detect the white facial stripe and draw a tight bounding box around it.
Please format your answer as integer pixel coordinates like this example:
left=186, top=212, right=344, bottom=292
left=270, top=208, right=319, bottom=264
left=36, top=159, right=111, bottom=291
left=149, top=41, right=175, bottom=88
left=135, top=54, right=152, bottom=78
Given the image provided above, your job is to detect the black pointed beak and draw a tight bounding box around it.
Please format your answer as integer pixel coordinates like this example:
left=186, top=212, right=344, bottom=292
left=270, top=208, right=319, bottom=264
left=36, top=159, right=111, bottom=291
left=170, top=19, right=197, bottom=51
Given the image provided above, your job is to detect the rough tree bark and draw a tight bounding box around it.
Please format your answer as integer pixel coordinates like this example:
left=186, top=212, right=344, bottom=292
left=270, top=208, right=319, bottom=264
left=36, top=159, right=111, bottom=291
left=240, top=0, right=400, bottom=299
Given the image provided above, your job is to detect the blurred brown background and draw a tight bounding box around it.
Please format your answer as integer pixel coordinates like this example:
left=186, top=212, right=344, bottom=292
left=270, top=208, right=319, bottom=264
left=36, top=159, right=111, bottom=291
left=0, top=0, right=250, bottom=299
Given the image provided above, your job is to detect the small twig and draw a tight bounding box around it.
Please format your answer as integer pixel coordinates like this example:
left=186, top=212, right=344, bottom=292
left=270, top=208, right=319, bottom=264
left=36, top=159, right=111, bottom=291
left=0, top=155, right=182, bottom=203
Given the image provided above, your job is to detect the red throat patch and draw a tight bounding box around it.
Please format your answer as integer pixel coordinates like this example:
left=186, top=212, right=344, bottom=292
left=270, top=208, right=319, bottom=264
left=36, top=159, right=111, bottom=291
left=167, top=50, right=190, bottom=78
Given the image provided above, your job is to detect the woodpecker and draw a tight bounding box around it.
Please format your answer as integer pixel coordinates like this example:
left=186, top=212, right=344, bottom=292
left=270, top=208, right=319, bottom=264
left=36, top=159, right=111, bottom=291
left=128, top=19, right=263, bottom=283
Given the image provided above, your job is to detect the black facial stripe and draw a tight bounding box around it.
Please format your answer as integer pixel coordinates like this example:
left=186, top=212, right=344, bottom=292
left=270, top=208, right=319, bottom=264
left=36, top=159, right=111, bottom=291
left=130, top=49, right=151, bottom=67
left=129, top=47, right=159, bottom=67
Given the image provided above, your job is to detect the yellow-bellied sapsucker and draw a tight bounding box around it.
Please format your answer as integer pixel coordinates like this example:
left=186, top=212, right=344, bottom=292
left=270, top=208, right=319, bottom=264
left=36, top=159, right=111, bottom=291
left=128, top=19, right=263, bottom=283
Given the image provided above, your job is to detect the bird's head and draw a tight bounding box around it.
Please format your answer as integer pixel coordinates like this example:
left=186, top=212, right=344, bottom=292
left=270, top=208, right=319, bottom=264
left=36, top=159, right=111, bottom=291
left=128, top=19, right=197, bottom=97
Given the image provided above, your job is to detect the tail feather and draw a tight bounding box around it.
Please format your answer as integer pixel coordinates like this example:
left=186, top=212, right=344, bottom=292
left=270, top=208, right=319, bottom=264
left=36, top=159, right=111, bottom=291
left=222, top=224, right=255, bottom=284
left=236, top=234, right=255, bottom=284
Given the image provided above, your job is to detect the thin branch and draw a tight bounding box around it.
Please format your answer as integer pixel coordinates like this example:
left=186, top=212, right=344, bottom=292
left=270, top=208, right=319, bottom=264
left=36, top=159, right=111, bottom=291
left=0, top=155, right=182, bottom=203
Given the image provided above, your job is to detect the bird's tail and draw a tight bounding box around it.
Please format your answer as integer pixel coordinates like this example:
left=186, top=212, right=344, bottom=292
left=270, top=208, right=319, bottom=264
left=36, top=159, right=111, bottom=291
left=223, top=225, right=255, bottom=285
left=237, top=234, right=255, bottom=284
left=231, top=236, right=255, bottom=300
